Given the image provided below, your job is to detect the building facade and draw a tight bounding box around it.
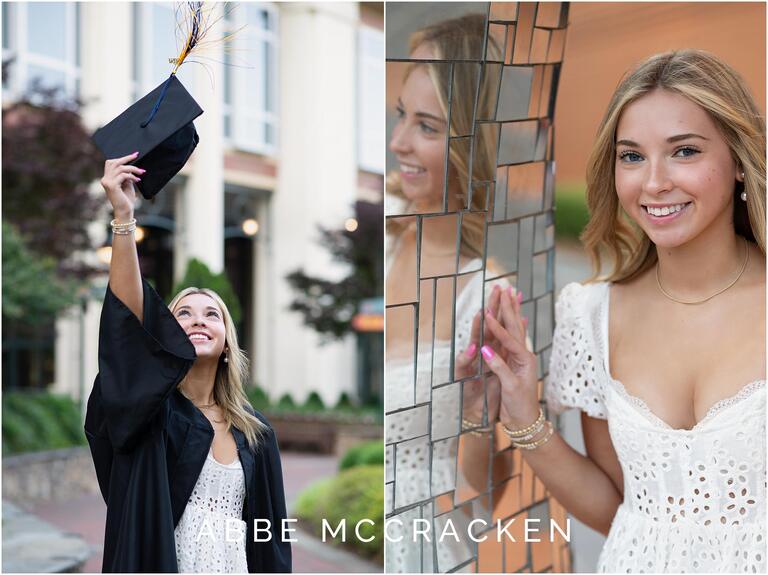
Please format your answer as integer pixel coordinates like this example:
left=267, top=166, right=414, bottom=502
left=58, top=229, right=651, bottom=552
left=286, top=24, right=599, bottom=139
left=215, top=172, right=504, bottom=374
left=2, top=1, right=384, bottom=409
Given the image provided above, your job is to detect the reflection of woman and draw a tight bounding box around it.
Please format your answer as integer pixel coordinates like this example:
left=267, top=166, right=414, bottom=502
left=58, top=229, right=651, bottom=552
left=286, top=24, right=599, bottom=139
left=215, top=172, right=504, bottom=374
left=481, top=51, right=765, bottom=572
left=85, top=154, right=291, bottom=573
left=386, top=15, right=513, bottom=573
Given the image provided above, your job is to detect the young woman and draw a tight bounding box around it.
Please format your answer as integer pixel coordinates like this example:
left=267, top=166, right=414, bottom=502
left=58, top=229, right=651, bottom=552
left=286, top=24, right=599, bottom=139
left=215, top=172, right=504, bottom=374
left=386, top=15, right=522, bottom=573
left=85, top=153, right=292, bottom=573
left=478, top=50, right=765, bottom=572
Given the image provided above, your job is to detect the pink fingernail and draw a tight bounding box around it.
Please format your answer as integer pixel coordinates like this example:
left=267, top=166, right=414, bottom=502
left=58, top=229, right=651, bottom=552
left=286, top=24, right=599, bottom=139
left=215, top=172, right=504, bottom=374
left=481, top=345, right=495, bottom=360
left=517, top=291, right=523, bottom=304
left=466, top=343, right=477, bottom=358
left=507, top=286, right=515, bottom=297
left=136, top=177, right=142, bottom=181
left=133, top=151, right=139, bottom=155
left=139, top=168, right=146, bottom=173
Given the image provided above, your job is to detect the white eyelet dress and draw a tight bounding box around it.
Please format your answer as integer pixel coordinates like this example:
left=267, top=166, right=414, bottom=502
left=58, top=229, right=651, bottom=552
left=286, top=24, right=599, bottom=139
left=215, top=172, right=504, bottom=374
left=545, top=282, right=766, bottom=573
left=174, top=450, right=249, bottom=573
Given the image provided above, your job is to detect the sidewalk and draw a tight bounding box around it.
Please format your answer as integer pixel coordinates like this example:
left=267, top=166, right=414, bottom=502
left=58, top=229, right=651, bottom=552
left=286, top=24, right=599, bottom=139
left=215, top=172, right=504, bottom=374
left=31, top=451, right=381, bottom=573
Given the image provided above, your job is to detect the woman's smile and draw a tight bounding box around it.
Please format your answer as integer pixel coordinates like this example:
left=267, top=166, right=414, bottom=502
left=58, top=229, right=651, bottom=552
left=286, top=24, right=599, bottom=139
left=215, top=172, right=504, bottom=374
left=640, top=201, right=693, bottom=224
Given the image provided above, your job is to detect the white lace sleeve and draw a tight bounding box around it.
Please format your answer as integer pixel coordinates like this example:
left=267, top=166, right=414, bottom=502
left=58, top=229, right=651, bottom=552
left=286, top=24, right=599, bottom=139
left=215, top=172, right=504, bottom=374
left=545, top=282, right=607, bottom=419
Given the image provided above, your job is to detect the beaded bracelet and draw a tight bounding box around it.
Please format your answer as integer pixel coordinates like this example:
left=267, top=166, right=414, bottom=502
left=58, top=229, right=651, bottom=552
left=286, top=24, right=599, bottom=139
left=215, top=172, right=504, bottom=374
left=111, top=218, right=137, bottom=235
left=512, top=421, right=554, bottom=450
left=501, top=407, right=545, bottom=439
left=462, top=417, right=492, bottom=437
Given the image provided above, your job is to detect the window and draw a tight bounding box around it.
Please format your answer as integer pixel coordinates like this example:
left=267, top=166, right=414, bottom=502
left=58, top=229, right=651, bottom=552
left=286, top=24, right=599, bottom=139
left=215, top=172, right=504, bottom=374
left=133, top=2, right=195, bottom=101
left=223, top=3, right=279, bottom=155
left=2, top=2, right=81, bottom=100
left=358, top=26, right=384, bottom=173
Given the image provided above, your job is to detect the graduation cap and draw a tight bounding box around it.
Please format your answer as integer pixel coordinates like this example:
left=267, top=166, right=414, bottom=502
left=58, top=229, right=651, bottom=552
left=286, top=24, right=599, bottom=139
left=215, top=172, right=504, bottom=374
left=91, top=2, right=228, bottom=200
left=92, top=75, right=203, bottom=200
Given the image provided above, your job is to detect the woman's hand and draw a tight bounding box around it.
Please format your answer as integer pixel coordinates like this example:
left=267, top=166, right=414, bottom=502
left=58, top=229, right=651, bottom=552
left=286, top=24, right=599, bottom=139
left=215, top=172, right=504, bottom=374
left=100, top=152, right=144, bottom=220
left=456, top=285, right=504, bottom=425
left=479, top=287, right=541, bottom=429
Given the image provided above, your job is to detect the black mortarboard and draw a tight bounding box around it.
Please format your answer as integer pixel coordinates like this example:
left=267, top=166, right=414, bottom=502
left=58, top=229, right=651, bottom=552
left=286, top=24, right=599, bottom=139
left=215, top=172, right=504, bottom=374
left=92, top=74, right=203, bottom=200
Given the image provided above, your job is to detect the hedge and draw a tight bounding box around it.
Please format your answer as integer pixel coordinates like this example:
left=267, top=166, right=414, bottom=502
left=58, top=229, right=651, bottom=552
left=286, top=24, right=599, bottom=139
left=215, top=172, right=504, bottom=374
left=339, top=440, right=384, bottom=471
left=294, top=464, right=384, bottom=562
left=2, top=391, right=86, bottom=455
left=554, top=183, right=590, bottom=240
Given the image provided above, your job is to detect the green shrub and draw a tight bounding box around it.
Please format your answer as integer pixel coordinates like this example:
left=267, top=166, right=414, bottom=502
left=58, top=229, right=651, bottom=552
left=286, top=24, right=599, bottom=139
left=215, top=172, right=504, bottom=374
left=335, top=392, right=354, bottom=410
left=294, top=476, right=334, bottom=518
left=246, top=386, right=271, bottom=411
left=275, top=393, right=296, bottom=410
left=170, top=258, right=242, bottom=324
left=294, top=465, right=384, bottom=562
left=303, top=391, right=325, bottom=411
left=555, top=183, right=590, bottom=240
left=339, top=440, right=384, bottom=471
left=2, top=391, right=86, bottom=455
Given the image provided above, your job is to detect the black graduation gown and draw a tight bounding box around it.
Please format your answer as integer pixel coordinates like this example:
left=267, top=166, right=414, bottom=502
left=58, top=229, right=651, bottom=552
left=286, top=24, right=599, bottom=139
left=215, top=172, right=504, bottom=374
left=84, top=279, right=292, bottom=573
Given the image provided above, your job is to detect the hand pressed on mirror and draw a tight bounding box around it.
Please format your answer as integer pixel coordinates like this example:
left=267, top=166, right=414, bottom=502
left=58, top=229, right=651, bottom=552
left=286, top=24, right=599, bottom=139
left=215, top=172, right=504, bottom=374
left=479, top=286, right=541, bottom=430
left=457, top=285, right=505, bottom=426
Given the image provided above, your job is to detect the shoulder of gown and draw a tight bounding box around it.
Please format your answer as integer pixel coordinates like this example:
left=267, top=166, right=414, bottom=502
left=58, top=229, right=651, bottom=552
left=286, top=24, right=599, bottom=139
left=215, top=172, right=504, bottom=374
left=85, top=278, right=196, bottom=453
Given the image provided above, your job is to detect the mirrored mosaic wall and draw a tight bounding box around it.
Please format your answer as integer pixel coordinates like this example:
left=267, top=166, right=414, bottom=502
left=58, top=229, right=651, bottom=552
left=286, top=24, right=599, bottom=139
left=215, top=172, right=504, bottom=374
left=385, top=3, right=570, bottom=572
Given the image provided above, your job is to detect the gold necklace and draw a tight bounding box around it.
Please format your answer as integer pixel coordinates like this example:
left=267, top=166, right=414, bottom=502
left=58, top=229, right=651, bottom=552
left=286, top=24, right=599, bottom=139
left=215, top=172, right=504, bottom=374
left=199, top=404, right=225, bottom=424
left=655, top=238, right=749, bottom=305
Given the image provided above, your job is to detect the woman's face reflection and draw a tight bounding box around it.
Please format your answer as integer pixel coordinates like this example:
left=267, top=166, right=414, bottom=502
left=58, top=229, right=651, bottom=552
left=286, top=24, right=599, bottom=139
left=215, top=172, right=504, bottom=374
left=390, top=65, right=447, bottom=208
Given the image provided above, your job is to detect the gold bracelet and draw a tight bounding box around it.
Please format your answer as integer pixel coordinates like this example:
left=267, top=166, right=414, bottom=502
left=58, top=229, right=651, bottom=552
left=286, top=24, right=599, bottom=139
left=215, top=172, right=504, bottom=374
left=509, top=421, right=546, bottom=442
left=462, top=417, right=492, bottom=437
left=501, top=408, right=544, bottom=438
left=111, top=217, right=136, bottom=228
left=512, top=421, right=554, bottom=450
left=111, top=218, right=137, bottom=235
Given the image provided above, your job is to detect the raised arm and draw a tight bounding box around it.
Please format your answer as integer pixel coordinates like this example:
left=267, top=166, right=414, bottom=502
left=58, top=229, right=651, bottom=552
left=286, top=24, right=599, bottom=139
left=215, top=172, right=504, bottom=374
left=100, top=152, right=144, bottom=322
left=480, top=287, right=623, bottom=535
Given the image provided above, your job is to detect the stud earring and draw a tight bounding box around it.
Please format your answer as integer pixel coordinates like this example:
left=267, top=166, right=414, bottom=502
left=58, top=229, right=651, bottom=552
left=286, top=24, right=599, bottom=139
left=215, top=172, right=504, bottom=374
left=223, top=349, right=229, bottom=363
left=741, top=191, right=747, bottom=202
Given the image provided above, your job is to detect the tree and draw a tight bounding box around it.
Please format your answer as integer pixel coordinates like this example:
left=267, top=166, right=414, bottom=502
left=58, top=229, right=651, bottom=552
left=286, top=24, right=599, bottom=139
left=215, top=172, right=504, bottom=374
left=2, top=77, right=103, bottom=280
left=2, top=221, right=78, bottom=325
left=286, top=200, right=384, bottom=341
left=171, top=258, right=243, bottom=324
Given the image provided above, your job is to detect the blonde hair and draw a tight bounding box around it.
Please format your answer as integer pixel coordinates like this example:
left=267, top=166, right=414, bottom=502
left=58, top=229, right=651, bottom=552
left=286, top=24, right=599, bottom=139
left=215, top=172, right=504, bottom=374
left=582, top=49, right=766, bottom=282
left=168, top=287, right=267, bottom=449
left=387, top=14, right=501, bottom=258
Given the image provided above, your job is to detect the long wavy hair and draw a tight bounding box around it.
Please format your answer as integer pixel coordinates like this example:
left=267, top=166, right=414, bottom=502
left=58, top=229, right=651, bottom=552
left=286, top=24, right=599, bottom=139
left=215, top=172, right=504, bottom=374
left=169, top=287, right=266, bottom=449
left=387, top=14, right=501, bottom=259
left=582, top=49, right=766, bottom=282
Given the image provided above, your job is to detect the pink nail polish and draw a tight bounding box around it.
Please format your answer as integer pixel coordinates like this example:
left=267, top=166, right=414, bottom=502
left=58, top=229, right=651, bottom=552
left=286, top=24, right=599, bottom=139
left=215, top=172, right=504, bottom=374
left=466, top=343, right=477, bottom=358
left=507, top=286, right=515, bottom=297
left=481, top=345, right=495, bottom=360
left=136, top=177, right=142, bottom=181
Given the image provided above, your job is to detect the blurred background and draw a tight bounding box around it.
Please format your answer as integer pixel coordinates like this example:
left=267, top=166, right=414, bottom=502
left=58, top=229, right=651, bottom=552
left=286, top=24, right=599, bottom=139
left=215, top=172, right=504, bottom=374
left=2, top=2, right=383, bottom=572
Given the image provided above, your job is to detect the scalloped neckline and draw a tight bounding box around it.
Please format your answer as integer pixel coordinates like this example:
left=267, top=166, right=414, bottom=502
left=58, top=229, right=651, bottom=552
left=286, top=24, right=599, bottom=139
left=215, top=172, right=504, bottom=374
left=600, top=282, right=766, bottom=432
